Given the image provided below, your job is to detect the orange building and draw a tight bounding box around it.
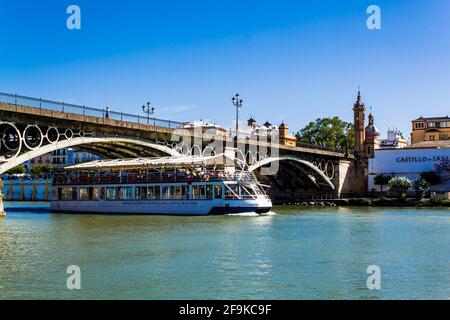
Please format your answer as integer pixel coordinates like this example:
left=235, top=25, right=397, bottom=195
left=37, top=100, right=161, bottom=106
left=278, top=122, right=297, bottom=147
left=353, top=90, right=380, bottom=158
left=411, top=116, right=450, bottom=144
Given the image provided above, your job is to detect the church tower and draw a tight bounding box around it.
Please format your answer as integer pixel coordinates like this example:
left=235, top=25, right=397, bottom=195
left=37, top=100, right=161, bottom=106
left=353, top=90, right=366, bottom=157
left=364, top=112, right=381, bottom=158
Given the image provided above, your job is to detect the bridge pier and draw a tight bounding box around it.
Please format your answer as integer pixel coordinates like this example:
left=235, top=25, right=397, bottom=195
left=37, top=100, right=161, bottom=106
left=0, top=178, right=5, bottom=216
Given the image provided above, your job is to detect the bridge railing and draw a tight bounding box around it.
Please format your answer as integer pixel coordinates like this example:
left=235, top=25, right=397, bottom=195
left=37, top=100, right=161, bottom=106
left=296, top=141, right=348, bottom=154
left=0, top=92, right=187, bottom=129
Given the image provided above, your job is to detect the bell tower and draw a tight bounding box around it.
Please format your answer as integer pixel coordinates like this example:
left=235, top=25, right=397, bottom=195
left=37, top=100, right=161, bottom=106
left=353, top=89, right=366, bottom=157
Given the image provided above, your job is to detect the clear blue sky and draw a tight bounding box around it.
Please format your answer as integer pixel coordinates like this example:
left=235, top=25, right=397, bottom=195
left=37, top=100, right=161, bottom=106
left=1, top=0, right=449, bottom=138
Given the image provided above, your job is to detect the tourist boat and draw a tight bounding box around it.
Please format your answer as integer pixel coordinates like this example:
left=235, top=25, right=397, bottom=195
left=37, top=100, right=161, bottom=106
left=50, top=153, right=272, bottom=215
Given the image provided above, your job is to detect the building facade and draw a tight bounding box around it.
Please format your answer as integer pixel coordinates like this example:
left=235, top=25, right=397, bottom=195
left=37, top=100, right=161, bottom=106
left=411, top=116, right=450, bottom=144
left=368, top=147, right=450, bottom=192
left=353, top=90, right=380, bottom=159
left=278, top=122, right=297, bottom=147
left=380, top=129, right=408, bottom=149
left=243, top=118, right=297, bottom=147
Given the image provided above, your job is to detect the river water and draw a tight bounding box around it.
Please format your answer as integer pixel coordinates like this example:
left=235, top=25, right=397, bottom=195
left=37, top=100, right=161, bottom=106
left=0, top=202, right=449, bottom=300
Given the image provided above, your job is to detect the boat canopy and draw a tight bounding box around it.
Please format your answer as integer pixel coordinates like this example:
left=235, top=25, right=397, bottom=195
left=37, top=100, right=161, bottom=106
left=64, top=154, right=236, bottom=171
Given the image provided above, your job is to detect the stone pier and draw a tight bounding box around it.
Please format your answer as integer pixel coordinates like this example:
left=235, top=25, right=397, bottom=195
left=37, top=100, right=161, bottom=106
left=0, top=179, right=5, bottom=216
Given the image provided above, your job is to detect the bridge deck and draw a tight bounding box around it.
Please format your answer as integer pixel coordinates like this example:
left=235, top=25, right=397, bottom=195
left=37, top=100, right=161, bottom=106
left=0, top=92, right=352, bottom=159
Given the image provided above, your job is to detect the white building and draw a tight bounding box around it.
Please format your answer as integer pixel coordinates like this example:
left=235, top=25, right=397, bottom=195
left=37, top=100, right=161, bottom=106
left=379, top=129, right=408, bottom=149
left=368, top=147, right=450, bottom=191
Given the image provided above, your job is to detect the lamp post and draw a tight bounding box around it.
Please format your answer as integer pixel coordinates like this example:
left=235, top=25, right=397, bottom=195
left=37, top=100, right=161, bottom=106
left=142, top=102, right=155, bottom=125
left=231, top=93, right=244, bottom=144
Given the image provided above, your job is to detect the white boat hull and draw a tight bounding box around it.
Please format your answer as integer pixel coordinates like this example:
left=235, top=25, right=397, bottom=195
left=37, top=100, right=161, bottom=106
left=50, top=198, right=272, bottom=216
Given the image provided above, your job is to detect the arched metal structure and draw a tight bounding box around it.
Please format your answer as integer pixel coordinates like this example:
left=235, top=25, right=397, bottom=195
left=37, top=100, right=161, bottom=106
left=0, top=136, right=180, bottom=174
left=248, top=156, right=335, bottom=190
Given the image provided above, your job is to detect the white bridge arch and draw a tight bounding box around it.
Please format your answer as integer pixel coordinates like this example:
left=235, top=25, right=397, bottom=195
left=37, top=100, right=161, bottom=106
left=0, top=136, right=180, bottom=174
left=248, top=156, right=335, bottom=190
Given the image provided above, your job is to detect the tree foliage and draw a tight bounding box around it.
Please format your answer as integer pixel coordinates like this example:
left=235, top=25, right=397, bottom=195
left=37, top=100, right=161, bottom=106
left=374, top=174, right=392, bottom=192
left=388, top=176, right=412, bottom=199
left=31, top=165, right=53, bottom=176
left=412, top=178, right=429, bottom=200
left=295, top=117, right=354, bottom=150
left=6, top=165, right=27, bottom=175
left=420, top=171, right=441, bottom=186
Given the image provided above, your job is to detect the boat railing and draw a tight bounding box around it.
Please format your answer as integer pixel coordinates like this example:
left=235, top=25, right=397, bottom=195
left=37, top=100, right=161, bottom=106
left=53, top=170, right=257, bottom=186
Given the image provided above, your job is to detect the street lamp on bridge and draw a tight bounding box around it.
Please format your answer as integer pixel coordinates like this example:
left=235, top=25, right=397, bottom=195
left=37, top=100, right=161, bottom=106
left=142, top=102, right=155, bottom=125
left=231, top=93, right=244, bottom=144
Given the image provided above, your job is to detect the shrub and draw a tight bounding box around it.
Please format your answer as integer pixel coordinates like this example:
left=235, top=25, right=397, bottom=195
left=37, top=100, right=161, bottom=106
left=420, top=171, right=441, bottom=186
left=430, top=199, right=450, bottom=207
left=31, top=165, right=53, bottom=176
left=374, top=174, right=392, bottom=193
left=6, top=165, right=27, bottom=175
left=412, top=178, right=429, bottom=200
left=388, top=176, right=412, bottom=200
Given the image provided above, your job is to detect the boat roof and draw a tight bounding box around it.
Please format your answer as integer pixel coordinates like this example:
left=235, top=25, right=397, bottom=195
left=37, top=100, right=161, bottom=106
left=65, top=153, right=235, bottom=171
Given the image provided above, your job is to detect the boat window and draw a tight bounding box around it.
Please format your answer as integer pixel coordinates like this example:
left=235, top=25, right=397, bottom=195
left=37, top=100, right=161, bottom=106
left=147, top=186, right=155, bottom=199
left=180, top=185, right=189, bottom=199
left=154, top=186, right=161, bottom=199
left=118, top=187, right=133, bottom=200
left=199, top=185, right=206, bottom=199
left=106, top=187, right=116, bottom=200
left=79, top=187, right=89, bottom=201
left=174, top=186, right=181, bottom=199
left=224, top=184, right=239, bottom=199
left=136, top=186, right=147, bottom=199
left=71, top=187, right=78, bottom=200
left=100, top=187, right=106, bottom=200
left=90, top=187, right=98, bottom=200
left=206, top=185, right=213, bottom=200
left=192, top=185, right=200, bottom=199
left=192, top=185, right=206, bottom=199
left=59, top=188, right=65, bottom=200
left=214, top=185, right=222, bottom=199
left=162, top=186, right=173, bottom=199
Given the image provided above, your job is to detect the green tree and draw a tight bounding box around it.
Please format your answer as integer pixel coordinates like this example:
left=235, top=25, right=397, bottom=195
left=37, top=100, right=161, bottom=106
left=295, top=117, right=354, bottom=150
left=388, top=176, right=412, bottom=200
left=374, top=174, right=392, bottom=193
left=6, top=165, right=27, bottom=175
left=412, top=178, right=429, bottom=200
left=31, top=165, right=53, bottom=176
left=420, top=171, right=441, bottom=186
